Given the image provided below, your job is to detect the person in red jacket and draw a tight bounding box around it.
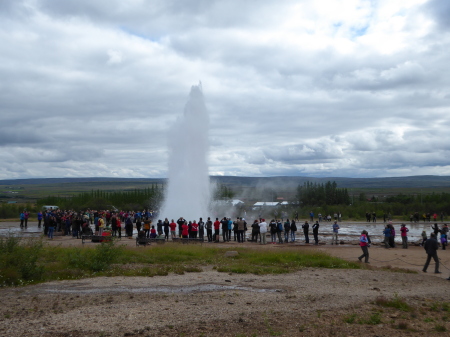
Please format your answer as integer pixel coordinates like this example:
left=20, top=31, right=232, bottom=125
left=358, top=230, right=370, bottom=263
left=213, top=218, right=221, bottom=242
left=191, top=220, right=199, bottom=238
left=400, top=224, right=409, bottom=249
left=169, top=219, right=177, bottom=239
left=181, top=223, right=189, bottom=238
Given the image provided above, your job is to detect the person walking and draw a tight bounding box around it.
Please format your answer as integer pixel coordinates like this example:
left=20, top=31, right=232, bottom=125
left=400, top=224, right=409, bottom=249
left=422, top=233, right=441, bottom=274
left=358, top=230, right=370, bottom=263
left=332, top=221, right=340, bottom=245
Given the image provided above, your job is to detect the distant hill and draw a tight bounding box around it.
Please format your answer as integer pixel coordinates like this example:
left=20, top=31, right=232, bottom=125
left=2, top=175, right=450, bottom=189
left=212, top=175, right=450, bottom=189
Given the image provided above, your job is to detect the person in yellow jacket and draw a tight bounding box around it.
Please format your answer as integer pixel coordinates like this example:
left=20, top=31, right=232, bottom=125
left=98, top=217, right=105, bottom=235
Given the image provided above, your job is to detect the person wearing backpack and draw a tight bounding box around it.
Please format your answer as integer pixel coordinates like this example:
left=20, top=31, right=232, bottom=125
left=284, top=219, right=291, bottom=243
left=276, top=219, right=283, bottom=244
left=269, top=219, right=277, bottom=244
left=290, top=219, right=297, bottom=242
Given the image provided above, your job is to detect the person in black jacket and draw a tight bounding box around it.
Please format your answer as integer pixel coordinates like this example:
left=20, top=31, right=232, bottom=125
left=423, top=233, right=441, bottom=274
left=221, top=217, right=229, bottom=242
left=312, top=221, right=319, bottom=245
left=290, top=219, right=297, bottom=242
left=251, top=220, right=260, bottom=242
left=302, top=221, right=309, bottom=243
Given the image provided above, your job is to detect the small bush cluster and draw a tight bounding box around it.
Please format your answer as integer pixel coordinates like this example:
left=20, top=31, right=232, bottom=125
left=0, top=234, right=45, bottom=286
left=375, top=295, right=412, bottom=312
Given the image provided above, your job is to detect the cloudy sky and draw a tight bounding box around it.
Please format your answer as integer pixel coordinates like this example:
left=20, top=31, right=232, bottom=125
left=1, top=0, right=450, bottom=180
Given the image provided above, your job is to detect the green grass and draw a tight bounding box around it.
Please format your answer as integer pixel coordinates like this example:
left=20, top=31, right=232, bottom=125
left=0, top=235, right=363, bottom=287
left=434, top=324, right=447, bottom=332
left=375, top=295, right=412, bottom=312
left=343, top=313, right=357, bottom=323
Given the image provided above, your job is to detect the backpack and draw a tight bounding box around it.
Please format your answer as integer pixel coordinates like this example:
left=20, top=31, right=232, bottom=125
left=277, top=222, right=283, bottom=231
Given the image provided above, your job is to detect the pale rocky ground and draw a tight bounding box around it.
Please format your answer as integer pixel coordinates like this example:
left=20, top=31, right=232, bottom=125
left=1, top=221, right=450, bottom=336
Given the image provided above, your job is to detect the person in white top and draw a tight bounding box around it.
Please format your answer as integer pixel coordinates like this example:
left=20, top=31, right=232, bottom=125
left=259, top=219, right=268, bottom=245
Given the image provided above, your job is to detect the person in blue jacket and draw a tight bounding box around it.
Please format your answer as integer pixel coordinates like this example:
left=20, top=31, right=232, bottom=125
left=383, top=224, right=391, bottom=248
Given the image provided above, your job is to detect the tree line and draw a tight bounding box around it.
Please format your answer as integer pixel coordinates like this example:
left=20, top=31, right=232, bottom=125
left=37, top=184, right=163, bottom=211
left=296, top=181, right=351, bottom=206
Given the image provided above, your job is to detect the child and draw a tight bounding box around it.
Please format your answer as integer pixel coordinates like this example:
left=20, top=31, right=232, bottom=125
left=150, top=225, right=157, bottom=238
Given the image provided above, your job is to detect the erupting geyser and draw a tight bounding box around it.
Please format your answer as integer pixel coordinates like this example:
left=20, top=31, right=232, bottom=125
left=160, top=83, right=210, bottom=221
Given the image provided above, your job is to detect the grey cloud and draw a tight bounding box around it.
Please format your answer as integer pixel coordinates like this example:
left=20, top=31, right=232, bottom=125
left=1, top=0, right=450, bottom=179
left=425, top=0, right=450, bottom=29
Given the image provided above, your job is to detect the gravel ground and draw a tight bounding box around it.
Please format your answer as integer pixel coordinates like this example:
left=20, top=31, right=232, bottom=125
left=1, top=221, right=450, bottom=336
left=1, top=249, right=450, bottom=336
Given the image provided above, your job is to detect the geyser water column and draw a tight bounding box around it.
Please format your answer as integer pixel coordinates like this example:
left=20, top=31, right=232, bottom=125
left=160, top=83, right=210, bottom=221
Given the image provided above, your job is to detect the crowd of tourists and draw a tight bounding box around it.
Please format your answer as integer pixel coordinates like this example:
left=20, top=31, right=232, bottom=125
left=17, top=208, right=450, bottom=280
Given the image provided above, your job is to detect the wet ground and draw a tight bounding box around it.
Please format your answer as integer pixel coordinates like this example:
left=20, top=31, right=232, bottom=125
left=0, top=220, right=442, bottom=244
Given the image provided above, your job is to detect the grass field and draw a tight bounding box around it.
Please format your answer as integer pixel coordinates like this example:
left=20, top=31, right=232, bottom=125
left=0, top=236, right=361, bottom=287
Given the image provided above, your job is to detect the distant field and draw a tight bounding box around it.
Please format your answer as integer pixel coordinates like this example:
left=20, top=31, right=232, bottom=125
left=0, top=181, right=163, bottom=204
left=2, top=176, right=450, bottom=205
